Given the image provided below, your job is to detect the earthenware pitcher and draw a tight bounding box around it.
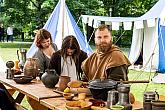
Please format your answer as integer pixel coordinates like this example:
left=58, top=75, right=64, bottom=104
left=41, top=69, right=59, bottom=88
left=23, top=58, right=39, bottom=79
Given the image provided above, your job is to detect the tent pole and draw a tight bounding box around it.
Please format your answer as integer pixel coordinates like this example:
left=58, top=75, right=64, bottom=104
left=61, top=0, right=65, bottom=40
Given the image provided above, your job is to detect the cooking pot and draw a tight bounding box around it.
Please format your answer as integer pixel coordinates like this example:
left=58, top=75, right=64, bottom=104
left=151, top=100, right=165, bottom=110
left=88, top=79, right=148, bottom=101
left=88, top=79, right=117, bottom=101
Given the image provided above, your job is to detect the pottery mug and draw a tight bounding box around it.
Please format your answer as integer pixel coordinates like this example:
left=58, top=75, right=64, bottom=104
left=58, top=76, right=70, bottom=91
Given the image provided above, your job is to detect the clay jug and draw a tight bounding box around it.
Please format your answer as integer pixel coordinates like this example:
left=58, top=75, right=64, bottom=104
left=41, top=69, right=59, bottom=88
left=23, top=58, right=39, bottom=79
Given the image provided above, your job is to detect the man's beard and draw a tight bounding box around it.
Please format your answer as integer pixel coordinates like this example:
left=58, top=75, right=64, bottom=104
left=96, top=41, right=112, bottom=53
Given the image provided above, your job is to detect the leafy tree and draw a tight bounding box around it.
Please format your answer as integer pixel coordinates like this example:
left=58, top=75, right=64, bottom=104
left=0, top=0, right=159, bottom=42
left=101, top=0, right=158, bottom=17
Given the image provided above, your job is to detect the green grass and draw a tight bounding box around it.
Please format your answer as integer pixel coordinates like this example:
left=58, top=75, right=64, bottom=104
left=0, top=42, right=32, bottom=48
left=0, top=42, right=31, bottom=62
left=128, top=70, right=165, bottom=101
left=1, top=43, right=165, bottom=109
left=0, top=43, right=32, bottom=110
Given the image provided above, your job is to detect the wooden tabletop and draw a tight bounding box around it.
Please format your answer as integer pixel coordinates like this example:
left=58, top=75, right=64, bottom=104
left=40, top=97, right=67, bottom=110
left=0, top=74, right=62, bottom=101
left=0, top=73, right=144, bottom=110
left=40, top=97, right=143, bottom=110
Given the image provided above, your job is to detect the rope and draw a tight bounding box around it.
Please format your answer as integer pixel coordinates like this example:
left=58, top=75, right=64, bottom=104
left=73, top=15, right=81, bottom=29
left=130, top=19, right=165, bottom=92
left=114, top=30, right=126, bottom=45
left=87, top=29, right=95, bottom=44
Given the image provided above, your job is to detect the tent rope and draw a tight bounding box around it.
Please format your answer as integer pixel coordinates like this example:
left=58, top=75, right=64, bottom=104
left=114, top=30, right=126, bottom=45
left=130, top=19, right=165, bottom=91
left=87, top=28, right=95, bottom=44
left=74, top=16, right=81, bottom=29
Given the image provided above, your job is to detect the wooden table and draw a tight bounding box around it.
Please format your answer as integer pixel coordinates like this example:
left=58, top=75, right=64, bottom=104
left=40, top=97, right=143, bottom=110
left=40, top=97, right=67, bottom=110
left=0, top=73, right=62, bottom=104
left=0, top=72, right=143, bottom=110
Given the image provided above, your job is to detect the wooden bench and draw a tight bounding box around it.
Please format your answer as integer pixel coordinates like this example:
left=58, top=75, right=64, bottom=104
left=5, top=85, right=15, bottom=95
left=3, top=85, right=26, bottom=110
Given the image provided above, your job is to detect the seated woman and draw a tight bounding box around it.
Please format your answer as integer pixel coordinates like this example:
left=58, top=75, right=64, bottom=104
left=49, top=35, right=88, bottom=81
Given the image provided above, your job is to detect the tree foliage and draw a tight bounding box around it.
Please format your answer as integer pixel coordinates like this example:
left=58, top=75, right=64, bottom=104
left=0, top=0, right=159, bottom=40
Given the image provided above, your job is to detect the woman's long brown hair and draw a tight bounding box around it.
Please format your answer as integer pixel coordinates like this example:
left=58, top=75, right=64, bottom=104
left=60, top=35, right=81, bottom=63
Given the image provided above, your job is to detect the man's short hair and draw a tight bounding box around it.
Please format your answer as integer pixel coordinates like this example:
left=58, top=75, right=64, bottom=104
left=95, top=24, right=111, bottom=32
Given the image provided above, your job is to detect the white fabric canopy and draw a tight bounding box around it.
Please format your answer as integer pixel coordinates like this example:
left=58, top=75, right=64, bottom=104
left=81, top=0, right=165, bottom=73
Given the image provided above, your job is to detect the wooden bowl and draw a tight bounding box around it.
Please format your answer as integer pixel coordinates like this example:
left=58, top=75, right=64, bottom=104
left=69, top=88, right=92, bottom=96
left=77, top=88, right=91, bottom=96
left=63, top=93, right=74, bottom=100
left=13, top=76, right=33, bottom=84
left=66, top=100, right=92, bottom=110
left=68, top=80, right=83, bottom=88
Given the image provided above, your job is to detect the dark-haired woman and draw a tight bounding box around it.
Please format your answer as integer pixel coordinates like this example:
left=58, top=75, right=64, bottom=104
left=49, top=35, right=87, bottom=81
left=33, top=29, right=58, bottom=73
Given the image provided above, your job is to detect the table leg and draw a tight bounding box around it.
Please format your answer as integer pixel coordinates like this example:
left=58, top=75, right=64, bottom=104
left=15, top=92, right=25, bottom=103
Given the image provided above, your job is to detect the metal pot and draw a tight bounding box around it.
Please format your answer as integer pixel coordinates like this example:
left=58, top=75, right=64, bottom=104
left=88, top=79, right=148, bottom=101
left=88, top=79, right=117, bottom=101
left=151, top=101, right=165, bottom=110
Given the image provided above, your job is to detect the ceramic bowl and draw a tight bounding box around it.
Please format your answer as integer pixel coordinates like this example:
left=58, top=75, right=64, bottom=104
left=66, top=100, right=92, bottom=110
left=13, top=76, right=33, bottom=84
left=110, top=105, right=124, bottom=110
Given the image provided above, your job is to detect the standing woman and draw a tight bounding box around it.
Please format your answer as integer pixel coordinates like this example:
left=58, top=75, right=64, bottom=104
left=33, top=29, right=58, bottom=73
left=49, top=35, right=87, bottom=81
left=28, top=29, right=58, bottom=110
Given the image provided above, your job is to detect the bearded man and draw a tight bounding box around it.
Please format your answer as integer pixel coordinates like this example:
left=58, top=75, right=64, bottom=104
left=82, top=24, right=131, bottom=81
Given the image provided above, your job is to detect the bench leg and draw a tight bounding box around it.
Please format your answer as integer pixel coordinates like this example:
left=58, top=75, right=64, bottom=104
left=15, top=92, right=25, bottom=104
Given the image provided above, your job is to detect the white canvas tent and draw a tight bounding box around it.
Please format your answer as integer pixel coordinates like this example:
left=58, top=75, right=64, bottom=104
left=81, top=0, right=165, bottom=83
left=26, top=0, right=93, bottom=58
